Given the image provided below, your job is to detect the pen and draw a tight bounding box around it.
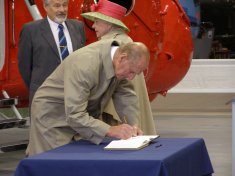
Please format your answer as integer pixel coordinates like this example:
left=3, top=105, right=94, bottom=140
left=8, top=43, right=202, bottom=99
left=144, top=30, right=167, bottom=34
left=155, top=144, right=162, bottom=148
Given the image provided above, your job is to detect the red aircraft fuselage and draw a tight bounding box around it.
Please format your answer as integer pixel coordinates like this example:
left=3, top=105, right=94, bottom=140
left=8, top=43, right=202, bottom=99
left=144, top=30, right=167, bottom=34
left=0, top=0, right=193, bottom=107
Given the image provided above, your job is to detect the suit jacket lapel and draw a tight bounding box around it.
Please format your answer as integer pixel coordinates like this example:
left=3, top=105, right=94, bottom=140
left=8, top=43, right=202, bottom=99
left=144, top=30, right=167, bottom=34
left=40, top=18, right=60, bottom=59
left=66, top=21, right=78, bottom=51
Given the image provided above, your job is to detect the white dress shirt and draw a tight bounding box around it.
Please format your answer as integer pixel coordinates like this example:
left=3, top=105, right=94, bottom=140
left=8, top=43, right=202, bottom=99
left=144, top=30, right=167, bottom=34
left=111, top=46, right=119, bottom=60
left=47, top=16, right=73, bottom=61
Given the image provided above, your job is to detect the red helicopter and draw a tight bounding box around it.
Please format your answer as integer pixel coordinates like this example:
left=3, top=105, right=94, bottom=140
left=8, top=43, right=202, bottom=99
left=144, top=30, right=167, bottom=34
left=0, top=0, right=193, bottom=119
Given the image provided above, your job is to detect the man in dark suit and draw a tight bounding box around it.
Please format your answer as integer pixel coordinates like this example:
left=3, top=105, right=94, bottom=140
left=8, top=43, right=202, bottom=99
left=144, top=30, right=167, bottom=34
left=18, top=0, right=86, bottom=105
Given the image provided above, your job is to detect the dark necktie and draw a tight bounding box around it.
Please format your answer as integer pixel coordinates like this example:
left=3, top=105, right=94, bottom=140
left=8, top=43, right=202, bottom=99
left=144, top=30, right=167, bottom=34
left=58, top=24, right=69, bottom=60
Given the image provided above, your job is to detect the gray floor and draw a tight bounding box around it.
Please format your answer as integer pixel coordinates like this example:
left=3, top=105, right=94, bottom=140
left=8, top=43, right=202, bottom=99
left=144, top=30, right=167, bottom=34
left=154, top=115, right=232, bottom=176
left=0, top=115, right=232, bottom=176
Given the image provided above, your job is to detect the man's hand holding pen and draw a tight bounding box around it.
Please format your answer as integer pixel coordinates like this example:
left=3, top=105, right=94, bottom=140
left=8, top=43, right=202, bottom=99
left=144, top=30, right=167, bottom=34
left=106, top=124, right=144, bottom=139
left=132, top=125, right=144, bottom=136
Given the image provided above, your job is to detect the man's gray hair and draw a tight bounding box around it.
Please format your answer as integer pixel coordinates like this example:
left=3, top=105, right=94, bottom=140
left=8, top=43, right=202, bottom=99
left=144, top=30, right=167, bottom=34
left=119, top=42, right=150, bottom=63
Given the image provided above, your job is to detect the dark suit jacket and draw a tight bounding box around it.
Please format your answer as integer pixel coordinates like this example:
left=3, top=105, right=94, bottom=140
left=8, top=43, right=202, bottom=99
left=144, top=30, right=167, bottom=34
left=18, top=18, right=86, bottom=104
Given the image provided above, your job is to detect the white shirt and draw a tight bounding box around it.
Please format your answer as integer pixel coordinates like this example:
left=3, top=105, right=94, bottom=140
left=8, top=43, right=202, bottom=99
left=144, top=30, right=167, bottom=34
left=47, top=17, right=73, bottom=61
left=111, top=46, right=119, bottom=60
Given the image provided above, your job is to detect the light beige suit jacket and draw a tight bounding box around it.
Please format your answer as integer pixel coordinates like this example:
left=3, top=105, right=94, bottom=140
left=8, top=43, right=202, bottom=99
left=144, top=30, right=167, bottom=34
left=101, top=29, right=157, bottom=135
left=26, top=39, right=139, bottom=155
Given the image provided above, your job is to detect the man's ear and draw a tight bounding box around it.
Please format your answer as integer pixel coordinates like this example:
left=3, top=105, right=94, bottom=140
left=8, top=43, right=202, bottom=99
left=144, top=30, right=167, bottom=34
left=119, top=53, right=128, bottom=63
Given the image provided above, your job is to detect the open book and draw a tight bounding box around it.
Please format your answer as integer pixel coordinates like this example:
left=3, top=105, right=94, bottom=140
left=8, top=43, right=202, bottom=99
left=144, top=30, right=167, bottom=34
left=104, top=135, right=159, bottom=150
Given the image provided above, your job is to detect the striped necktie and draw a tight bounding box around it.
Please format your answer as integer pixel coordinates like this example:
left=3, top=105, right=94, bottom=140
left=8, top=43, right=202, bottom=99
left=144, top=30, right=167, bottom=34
left=58, top=24, right=69, bottom=60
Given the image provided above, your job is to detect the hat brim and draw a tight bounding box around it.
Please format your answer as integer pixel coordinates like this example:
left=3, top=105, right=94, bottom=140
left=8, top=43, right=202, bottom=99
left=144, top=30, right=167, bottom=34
left=81, top=12, right=129, bottom=31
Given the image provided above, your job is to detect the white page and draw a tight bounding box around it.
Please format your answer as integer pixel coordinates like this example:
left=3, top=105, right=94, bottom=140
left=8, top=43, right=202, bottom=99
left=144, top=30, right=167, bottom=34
left=104, top=135, right=159, bottom=150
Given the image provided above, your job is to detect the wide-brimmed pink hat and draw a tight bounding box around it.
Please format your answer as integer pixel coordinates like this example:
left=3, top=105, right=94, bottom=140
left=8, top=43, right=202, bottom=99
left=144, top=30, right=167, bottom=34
left=81, top=0, right=129, bottom=31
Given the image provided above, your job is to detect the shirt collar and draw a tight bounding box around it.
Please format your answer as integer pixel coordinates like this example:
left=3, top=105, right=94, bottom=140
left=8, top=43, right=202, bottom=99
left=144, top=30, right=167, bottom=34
left=47, top=16, right=66, bottom=29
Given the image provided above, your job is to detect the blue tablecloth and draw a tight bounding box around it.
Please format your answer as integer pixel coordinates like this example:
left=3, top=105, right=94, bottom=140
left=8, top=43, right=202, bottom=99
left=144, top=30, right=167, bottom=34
left=15, top=138, right=213, bottom=176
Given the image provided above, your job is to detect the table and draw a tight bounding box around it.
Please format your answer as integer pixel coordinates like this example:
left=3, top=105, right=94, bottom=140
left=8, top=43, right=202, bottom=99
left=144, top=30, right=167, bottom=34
left=15, top=138, right=213, bottom=176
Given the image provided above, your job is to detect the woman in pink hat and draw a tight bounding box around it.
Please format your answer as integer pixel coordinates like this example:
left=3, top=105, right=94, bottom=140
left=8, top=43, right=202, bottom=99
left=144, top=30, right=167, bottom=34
left=82, top=0, right=157, bottom=135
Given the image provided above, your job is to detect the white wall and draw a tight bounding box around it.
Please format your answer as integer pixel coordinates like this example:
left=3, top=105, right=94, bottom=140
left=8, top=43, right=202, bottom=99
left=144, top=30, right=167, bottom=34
left=151, top=59, right=235, bottom=116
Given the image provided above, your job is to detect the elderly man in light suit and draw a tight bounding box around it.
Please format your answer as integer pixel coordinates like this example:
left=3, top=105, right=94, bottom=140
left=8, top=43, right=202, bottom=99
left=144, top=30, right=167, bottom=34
left=18, top=0, right=85, bottom=105
left=81, top=0, right=157, bottom=135
left=26, top=39, right=150, bottom=156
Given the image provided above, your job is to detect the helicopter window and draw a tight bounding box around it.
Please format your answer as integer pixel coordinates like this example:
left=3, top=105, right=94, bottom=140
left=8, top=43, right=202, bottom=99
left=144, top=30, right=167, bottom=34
left=82, top=0, right=134, bottom=15
left=96, top=0, right=134, bottom=16
left=0, top=0, right=5, bottom=71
